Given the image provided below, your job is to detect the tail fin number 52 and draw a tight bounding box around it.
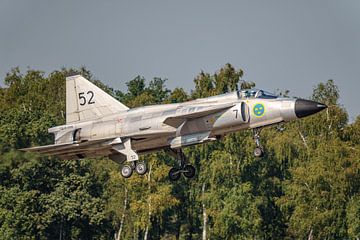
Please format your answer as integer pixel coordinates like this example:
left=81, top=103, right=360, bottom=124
left=79, top=91, right=95, bottom=106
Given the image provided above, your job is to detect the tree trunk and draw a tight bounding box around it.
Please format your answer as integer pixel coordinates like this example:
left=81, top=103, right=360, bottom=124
left=133, top=227, right=138, bottom=240
left=175, top=212, right=181, bottom=240
left=144, top=164, right=152, bottom=240
left=307, top=228, right=313, bottom=240
left=202, top=183, right=207, bottom=240
left=115, top=187, right=128, bottom=240
left=59, top=217, right=64, bottom=240
left=298, top=130, right=309, bottom=149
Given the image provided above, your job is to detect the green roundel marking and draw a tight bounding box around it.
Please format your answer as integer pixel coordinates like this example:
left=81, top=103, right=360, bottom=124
left=253, top=103, right=265, bottom=117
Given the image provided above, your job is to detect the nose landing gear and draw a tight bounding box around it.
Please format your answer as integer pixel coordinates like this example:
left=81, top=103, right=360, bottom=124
left=253, top=128, right=264, bottom=158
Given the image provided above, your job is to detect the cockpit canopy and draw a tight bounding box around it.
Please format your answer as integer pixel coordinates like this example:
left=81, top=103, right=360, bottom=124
left=238, top=89, right=278, bottom=99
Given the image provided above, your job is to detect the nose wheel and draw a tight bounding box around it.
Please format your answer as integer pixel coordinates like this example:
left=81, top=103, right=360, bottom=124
left=254, top=147, right=264, bottom=158
left=167, top=149, right=196, bottom=181
left=253, top=128, right=264, bottom=157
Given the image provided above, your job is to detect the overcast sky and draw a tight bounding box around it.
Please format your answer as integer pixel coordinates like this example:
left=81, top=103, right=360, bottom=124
left=1, top=1, right=359, bottom=120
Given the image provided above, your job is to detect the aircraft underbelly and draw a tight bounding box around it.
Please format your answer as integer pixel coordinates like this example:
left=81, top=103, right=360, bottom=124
left=132, top=134, right=174, bottom=152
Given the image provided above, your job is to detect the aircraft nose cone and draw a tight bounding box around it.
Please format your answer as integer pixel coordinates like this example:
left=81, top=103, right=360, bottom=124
left=295, top=99, right=327, bottom=118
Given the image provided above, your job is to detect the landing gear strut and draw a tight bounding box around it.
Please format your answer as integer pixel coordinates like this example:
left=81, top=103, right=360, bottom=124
left=167, top=149, right=196, bottom=181
left=253, top=128, right=264, bottom=158
left=112, top=138, right=149, bottom=178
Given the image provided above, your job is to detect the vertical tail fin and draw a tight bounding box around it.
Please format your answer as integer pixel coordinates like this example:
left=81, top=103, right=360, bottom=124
left=66, top=75, right=128, bottom=124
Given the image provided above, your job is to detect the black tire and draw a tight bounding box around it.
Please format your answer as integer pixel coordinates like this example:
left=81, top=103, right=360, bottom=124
left=169, top=168, right=181, bottom=181
left=121, top=165, right=133, bottom=178
left=183, top=165, right=196, bottom=179
left=254, top=147, right=264, bottom=157
left=135, top=161, right=147, bottom=175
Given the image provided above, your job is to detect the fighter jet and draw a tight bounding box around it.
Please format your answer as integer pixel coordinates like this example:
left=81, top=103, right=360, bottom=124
left=22, top=75, right=327, bottom=180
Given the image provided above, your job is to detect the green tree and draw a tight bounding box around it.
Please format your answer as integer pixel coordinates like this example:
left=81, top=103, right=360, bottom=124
left=126, top=75, right=145, bottom=98
left=166, top=87, right=188, bottom=103
left=147, top=77, right=170, bottom=103
left=1, top=65, right=359, bottom=239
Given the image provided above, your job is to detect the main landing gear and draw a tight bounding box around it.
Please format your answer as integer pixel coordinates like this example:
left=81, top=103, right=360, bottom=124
left=253, top=128, right=264, bottom=158
left=120, top=161, right=148, bottom=178
left=111, top=138, right=148, bottom=178
left=167, top=149, right=196, bottom=181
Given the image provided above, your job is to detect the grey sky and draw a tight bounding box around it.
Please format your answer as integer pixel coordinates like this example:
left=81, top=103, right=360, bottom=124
left=1, top=1, right=359, bottom=120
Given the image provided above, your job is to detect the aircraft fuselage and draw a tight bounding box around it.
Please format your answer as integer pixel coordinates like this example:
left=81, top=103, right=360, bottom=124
left=23, top=75, right=327, bottom=180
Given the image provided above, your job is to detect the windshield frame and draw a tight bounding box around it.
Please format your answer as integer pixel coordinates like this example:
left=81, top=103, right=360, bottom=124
left=238, top=88, right=278, bottom=99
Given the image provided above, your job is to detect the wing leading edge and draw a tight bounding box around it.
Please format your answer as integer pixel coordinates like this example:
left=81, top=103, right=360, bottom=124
left=163, top=103, right=235, bottom=128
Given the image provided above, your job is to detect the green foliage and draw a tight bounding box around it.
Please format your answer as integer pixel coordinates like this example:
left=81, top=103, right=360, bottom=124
left=148, top=77, right=171, bottom=103
left=0, top=155, right=111, bottom=239
left=0, top=64, right=359, bottom=239
left=312, top=79, right=339, bottom=106
left=192, top=63, right=244, bottom=98
left=0, top=68, right=64, bottom=151
left=347, top=196, right=360, bottom=238
left=212, top=184, right=262, bottom=239
left=166, top=87, right=188, bottom=103
left=120, top=75, right=170, bottom=107
left=126, top=75, right=146, bottom=98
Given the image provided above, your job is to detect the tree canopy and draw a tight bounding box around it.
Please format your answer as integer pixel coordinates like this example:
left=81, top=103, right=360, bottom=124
left=0, top=64, right=359, bottom=239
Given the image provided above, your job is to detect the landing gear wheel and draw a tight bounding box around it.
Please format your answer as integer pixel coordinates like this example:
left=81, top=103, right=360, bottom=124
left=135, top=161, right=147, bottom=175
left=183, top=165, right=196, bottom=179
left=254, top=147, right=264, bottom=157
left=121, top=165, right=133, bottom=178
left=253, top=128, right=264, bottom=158
left=169, top=168, right=181, bottom=181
